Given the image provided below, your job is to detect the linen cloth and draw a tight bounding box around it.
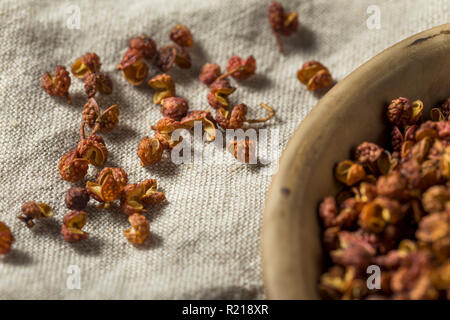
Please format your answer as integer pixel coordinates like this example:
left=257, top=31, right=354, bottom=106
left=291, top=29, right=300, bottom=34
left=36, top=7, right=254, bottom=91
left=0, top=0, right=448, bottom=299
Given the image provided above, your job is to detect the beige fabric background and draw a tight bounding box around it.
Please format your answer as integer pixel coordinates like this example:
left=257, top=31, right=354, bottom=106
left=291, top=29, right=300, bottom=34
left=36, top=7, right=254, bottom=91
left=0, top=0, right=448, bottom=299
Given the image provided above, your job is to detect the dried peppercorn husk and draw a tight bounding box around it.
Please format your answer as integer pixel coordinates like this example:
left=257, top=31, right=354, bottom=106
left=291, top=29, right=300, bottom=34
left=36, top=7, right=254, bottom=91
left=180, top=110, right=216, bottom=141
left=82, top=99, right=119, bottom=133
left=148, top=73, right=176, bottom=105
left=120, top=179, right=166, bottom=216
left=77, top=124, right=108, bottom=166
left=124, top=213, right=150, bottom=245
left=297, top=61, right=332, bottom=91
left=199, top=63, right=221, bottom=86
left=207, top=79, right=236, bottom=110
left=71, top=52, right=101, bottom=79
left=83, top=72, right=113, bottom=98
left=0, top=222, right=14, bottom=255
left=58, top=149, right=89, bottom=182
left=160, top=97, right=189, bottom=121
left=268, top=1, right=299, bottom=53
left=137, top=136, right=165, bottom=166
left=170, top=24, right=194, bottom=47
left=156, top=44, right=191, bottom=72
left=129, top=35, right=157, bottom=60
left=335, top=160, right=366, bottom=186
left=41, top=65, right=71, bottom=103
left=387, top=97, right=413, bottom=127
left=61, top=210, right=88, bottom=243
left=86, top=167, right=128, bottom=207
left=117, top=48, right=148, bottom=86
left=228, top=138, right=256, bottom=163
left=151, top=117, right=183, bottom=149
left=220, top=55, right=256, bottom=81
left=215, top=103, right=275, bottom=130
left=65, top=187, right=90, bottom=211
left=18, top=201, right=53, bottom=228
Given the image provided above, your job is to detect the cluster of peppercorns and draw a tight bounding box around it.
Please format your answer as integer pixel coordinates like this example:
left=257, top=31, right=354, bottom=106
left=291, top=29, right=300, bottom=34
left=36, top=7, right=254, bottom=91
left=318, top=97, right=450, bottom=300
left=117, top=25, right=193, bottom=86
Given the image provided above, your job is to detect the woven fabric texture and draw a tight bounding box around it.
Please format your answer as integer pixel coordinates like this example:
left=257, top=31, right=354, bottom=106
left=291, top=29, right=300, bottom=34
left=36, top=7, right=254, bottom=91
left=0, top=0, right=448, bottom=299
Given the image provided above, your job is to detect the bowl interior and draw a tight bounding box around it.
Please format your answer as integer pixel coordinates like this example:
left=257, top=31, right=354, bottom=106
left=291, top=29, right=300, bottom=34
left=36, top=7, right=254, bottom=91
left=262, top=24, right=450, bottom=299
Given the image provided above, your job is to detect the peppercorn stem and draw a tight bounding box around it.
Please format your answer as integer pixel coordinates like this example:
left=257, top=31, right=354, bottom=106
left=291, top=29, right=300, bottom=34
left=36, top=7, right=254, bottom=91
left=273, top=31, right=284, bottom=53
left=216, top=66, right=245, bottom=82
left=80, top=121, right=87, bottom=140
left=246, top=103, right=275, bottom=123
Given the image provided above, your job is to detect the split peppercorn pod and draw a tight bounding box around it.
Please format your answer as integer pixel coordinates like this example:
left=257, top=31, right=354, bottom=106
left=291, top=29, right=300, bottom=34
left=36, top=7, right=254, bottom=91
left=129, top=35, right=157, bottom=60
left=84, top=72, right=113, bottom=98
left=156, top=44, right=191, bottom=72
left=65, top=187, right=90, bottom=211
left=124, top=213, right=150, bottom=245
left=137, top=136, right=165, bottom=166
left=160, top=97, right=189, bottom=121
left=268, top=1, right=299, bottom=52
left=18, top=201, right=53, bottom=228
left=215, top=103, right=275, bottom=130
left=220, top=55, right=256, bottom=81
left=117, top=48, right=148, bottom=86
left=82, top=98, right=120, bottom=133
left=77, top=122, right=108, bottom=166
left=180, top=110, right=216, bottom=141
left=61, top=210, right=89, bottom=243
left=207, top=79, right=236, bottom=110
left=120, top=179, right=166, bottom=216
left=387, top=97, right=415, bottom=127
left=0, top=222, right=14, bottom=255
left=334, top=160, right=366, bottom=186
left=86, top=167, right=128, bottom=207
left=297, top=61, right=333, bottom=91
left=151, top=117, right=183, bottom=149
left=148, top=73, right=176, bottom=104
left=71, top=52, right=101, bottom=79
left=170, top=24, right=194, bottom=48
left=199, top=63, right=221, bottom=86
left=41, top=65, right=71, bottom=103
left=58, top=148, right=89, bottom=182
left=228, top=138, right=257, bottom=164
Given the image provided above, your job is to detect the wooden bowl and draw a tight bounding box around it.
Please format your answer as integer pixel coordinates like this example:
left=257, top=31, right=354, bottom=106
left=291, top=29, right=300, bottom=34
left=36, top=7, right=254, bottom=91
left=261, top=24, right=450, bottom=299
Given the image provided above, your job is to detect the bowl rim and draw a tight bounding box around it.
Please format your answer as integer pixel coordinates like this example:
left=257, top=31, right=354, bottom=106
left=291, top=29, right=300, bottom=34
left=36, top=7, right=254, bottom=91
left=261, top=23, right=450, bottom=300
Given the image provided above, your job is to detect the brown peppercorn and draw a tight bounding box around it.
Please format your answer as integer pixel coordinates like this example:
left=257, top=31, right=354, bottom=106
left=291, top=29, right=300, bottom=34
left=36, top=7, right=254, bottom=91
left=77, top=133, right=108, bottom=167
left=117, top=48, right=148, bottom=86
left=335, top=160, right=366, bottom=186
left=227, top=138, right=256, bottom=164
left=156, top=44, right=191, bottom=71
left=120, top=179, right=166, bottom=215
left=0, top=222, right=14, bottom=255
left=148, top=73, right=176, bottom=105
left=169, top=24, right=194, bottom=47
left=124, top=213, right=150, bottom=245
left=41, top=65, right=71, bottom=103
left=71, top=52, right=101, bottom=79
left=268, top=1, right=299, bottom=52
left=129, top=35, right=157, bottom=60
left=199, top=63, right=221, bottom=85
left=151, top=117, right=183, bottom=149
left=387, top=97, right=413, bottom=127
left=319, top=197, right=338, bottom=228
left=215, top=103, right=248, bottom=130
left=422, top=185, right=450, bottom=213
left=82, top=98, right=100, bottom=129
left=65, top=188, right=90, bottom=211
left=86, top=167, right=128, bottom=206
left=137, top=136, right=165, bottom=166
left=225, top=55, right=256, bottom=80
left=18, top=201, right=53, bottom=228
left=83, top=72, right=113, bottom=98
left=180, top=110, right=216, bottom=141
left=297, top=61, right=332, bottom=91
left=207, top=79, right=236, bottom=110
left=439, top=98, right=450, bottom=120
left=160, top=97, right=189, bottom=121
left=96, top=105, right=120, bottom=133
left=58, top=149, right=89, bottom=182
left=61, top=211, right=88, bottom=243
left=355, top=142, right=384, bottom=164
left=376, top=171, right=408, bottom=199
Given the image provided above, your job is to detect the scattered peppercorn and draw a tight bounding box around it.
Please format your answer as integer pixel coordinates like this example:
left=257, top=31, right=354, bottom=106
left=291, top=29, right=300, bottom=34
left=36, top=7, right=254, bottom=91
left=18, top=201, right=53, bottom=228
left=228, top=138, right=256, bottom=163
left=117, top=48, right=148, bottom=86
left=170, top=24, right=194, bottom=47
left=71, top=52, right=101, bottom=79
left=41, top=65, right=71, bottom=103
left=129, top=35, right=157, bottom=60
left=83, top=72, right=113, bottom=98
left=156, top=44, right=191, bottom=72
left=148, top=73, right=176, bottom=105
left=207, top=79, right=236, bottom=110
left=77, top=122, right=108, bottom=166
left=86, top=167, right=128, bottom=208
left=224, top=55, right=256, bottom=80
left=124, top=213, right=150, bottom=245
left=297, top=60, right=333, bottom=91
left=199, top=63, right=221, bottom=86
left=58, top=148, right=89, bottom=182
left=65, top=188, right=90, bottom=211
left=137, top=136, right=165, bottom=166
left=120, top=179, right=166, bottom=216
left=61, top=210, right=89, bottom=243
left=160, top=96, right=189, bottom=121
left=268, top=1, right=299, bottom=52
left=0, top=222, right=14, bottom=255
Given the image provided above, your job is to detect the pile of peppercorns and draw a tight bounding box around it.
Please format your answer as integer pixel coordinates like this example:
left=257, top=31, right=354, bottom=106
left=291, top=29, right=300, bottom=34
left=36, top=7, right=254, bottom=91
left=1, top=2, right=333, bottom=256
left=318, top=98, right=450, bottom=300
